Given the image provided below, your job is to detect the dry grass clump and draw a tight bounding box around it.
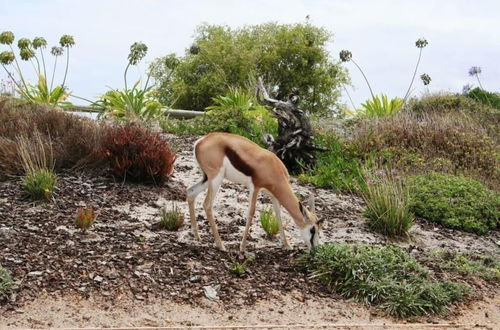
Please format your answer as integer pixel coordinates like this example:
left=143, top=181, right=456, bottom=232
left=0, top=99, right=106, bottom=180
left=351, top=111, right=499, bottom=189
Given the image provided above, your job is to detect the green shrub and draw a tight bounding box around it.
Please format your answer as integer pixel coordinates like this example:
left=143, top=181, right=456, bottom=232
left=361, top=172, right=413, bottom=237
left=407, top=173, right=499, bottom=234
left=159, top=204, right=184, bottom=231
left=465, top=87, right=500, bottom=110
left=259, top=208, right=279, bottom=237
left=161, top=88, right=278, bottom=147
left=151, top=23, right=348, bottom=114
left=422, top=250, right=500, bottom=282
left=22, top=169, right=58, bottom=200
left=0, top=265, right=12, bottom=295
left=298, top=243, right=471, bottom=318
left=298, top=133, right=363, bottom=192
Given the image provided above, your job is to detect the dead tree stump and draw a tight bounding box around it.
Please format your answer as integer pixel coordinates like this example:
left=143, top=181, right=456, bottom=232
left=258, top=78, right=326, bottom=172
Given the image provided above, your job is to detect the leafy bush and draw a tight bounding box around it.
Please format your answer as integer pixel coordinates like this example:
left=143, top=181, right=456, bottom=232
left=75, top=206, right=97, bottom=233
left=0, top=31, right=74, bottom=106
left=259, top=208, right=279, bottom=237
left=407, top=173, right=499, bottom=234
left=361, top=172, right=413, bottom=237
left=161, top=88, right=277, bottom=146
left=351, top=111, right=499, bottom=189
left=22, top=169, right=58, bottom=201
left=298, top=133, right=363, bottom=192
left=104, top=124, right=176, bottom=184
left=0, top=100, right=106, bottom=180
left=0, top=265, right=12, bottom=296
left=151, top=22, right=348, bottom=114
left=298, top=243, right=470, bottom=318
left=465, top=87, right=500, bottom=110
left=159, top=204, right=184, bottom=231
left=422, top=250, right=500, bottom=282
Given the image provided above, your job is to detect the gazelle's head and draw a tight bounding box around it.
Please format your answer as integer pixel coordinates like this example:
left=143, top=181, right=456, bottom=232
left=299, top=196, right=323, bottom=249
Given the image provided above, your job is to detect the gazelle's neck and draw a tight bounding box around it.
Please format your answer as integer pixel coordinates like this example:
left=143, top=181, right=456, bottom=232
left=271, top=183, right=306, bottom=229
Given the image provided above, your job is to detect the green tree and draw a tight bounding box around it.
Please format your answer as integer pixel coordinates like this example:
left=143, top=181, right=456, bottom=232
left=151, top=22, right=348, bottom=114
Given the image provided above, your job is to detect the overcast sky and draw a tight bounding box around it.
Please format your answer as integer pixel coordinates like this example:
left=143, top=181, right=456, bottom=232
left=1, top=0, right=499, bottom=108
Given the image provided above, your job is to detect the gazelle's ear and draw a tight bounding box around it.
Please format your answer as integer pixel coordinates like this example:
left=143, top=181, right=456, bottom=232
left=307, top=195, right=315, bottom=213
left=299, top=202, right=308, bottom=218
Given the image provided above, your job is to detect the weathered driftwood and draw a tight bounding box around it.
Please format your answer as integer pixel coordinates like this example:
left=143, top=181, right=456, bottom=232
left=258, top=78, right=326, bottom=172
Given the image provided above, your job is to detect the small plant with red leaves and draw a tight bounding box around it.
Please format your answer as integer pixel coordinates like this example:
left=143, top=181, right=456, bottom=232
left=75, top=206, right=98, bottom=233
left=103, top=124, right=176, bottom=184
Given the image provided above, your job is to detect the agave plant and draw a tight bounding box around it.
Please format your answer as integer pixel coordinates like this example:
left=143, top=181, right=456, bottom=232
left=0, top=31, right=74, bottom=107
left=345, top=94, right=403, bottom=118
left=97, top=82, right=162, bottom=123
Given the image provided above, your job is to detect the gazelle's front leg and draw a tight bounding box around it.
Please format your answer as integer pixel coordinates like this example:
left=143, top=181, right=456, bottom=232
left=187, top=179, right=208, bottom=241
left=203, top=177, right=226, bottom=251
left=271, top=195, right=291, bottom=249
left=240, top=188, right=259, bottom=253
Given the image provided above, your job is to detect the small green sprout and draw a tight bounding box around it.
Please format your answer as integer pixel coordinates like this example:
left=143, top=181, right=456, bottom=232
left=229, top=256, right=255, bottom=277
left=259, top=207, right=280, bottom=237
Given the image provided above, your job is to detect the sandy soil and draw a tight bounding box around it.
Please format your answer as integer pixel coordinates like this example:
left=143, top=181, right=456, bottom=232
left=2, top=292, right=499, bottom=329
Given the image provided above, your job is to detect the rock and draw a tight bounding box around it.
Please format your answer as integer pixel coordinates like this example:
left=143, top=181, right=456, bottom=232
left=203, top=285, right=220, bottom=301
left=93, top=275, right=103, bottom=283
left=27, top=271, right=43, bottom=277
left=189, top=275, right=201, bottom=283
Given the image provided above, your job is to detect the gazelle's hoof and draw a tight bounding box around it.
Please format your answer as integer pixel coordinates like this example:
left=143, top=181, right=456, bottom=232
left=217, top=244, right=227, bottom=252
left=283, top=243, right=293, bottom=250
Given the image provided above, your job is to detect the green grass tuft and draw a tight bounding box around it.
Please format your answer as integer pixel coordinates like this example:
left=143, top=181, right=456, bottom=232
left=298, top=243, right=471, bottom=318
left=360, top=172, right=413, bottom=238
left=21, top=169, right=58, bottom=201
left=159, top=204, right=184, bottom=231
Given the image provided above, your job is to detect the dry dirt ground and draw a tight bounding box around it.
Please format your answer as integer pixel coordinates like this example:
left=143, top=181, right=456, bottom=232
left=1, top=134, right=499, bottom=329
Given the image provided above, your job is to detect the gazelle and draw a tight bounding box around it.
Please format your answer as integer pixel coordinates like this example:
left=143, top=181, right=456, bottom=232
left=187, top=132, right=323, bottom=252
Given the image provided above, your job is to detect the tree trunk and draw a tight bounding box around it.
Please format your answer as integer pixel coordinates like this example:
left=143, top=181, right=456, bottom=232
left=257, top=78, right=326, bottom=172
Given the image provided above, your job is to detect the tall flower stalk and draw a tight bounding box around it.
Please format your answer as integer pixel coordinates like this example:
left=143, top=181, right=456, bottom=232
left=402, top=38, right=428, bottom=104
left=468, top=66, right=484, bottom=90
left=0, top=31, right=75, bottom=107
left=340, top=50, right=375, bottom=99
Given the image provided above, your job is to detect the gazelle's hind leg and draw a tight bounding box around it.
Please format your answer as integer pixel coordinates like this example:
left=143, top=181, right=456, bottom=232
left=187, top=178, right=208, bottom=240
left=240, top=188, right=259, bottom=253
left=271, top=195, right=291, bottom=249
left=203, top=173, right=226, bottom=251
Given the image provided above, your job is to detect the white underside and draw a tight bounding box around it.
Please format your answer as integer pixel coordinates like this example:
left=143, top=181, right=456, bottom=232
left=222, top=156, right=253, bottom=188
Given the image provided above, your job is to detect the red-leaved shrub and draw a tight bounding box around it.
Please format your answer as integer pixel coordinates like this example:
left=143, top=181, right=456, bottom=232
left=104, top=124, right=176, bottom=183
